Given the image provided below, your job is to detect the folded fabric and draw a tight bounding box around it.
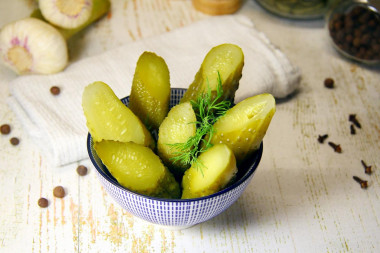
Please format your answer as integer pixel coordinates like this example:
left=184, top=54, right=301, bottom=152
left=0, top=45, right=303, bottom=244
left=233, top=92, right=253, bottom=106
left=8, top=14, right=301, bottom=166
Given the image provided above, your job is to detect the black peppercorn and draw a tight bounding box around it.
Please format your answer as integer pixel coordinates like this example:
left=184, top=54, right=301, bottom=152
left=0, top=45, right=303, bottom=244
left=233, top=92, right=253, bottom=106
left=329, top=5, right=380, bottom=62
left=324, top=78, right=334, bottom=88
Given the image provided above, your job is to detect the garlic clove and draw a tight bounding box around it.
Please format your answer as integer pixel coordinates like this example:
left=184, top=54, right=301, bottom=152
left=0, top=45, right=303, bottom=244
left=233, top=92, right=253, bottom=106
left=0, top=17, right=68, bottom=75
left=39, top=0, right=93, bottom=29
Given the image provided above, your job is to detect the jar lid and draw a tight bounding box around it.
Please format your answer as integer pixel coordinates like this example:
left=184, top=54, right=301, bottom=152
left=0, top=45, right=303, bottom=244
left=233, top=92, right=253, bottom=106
left=192, top=0, right=242, bottom=15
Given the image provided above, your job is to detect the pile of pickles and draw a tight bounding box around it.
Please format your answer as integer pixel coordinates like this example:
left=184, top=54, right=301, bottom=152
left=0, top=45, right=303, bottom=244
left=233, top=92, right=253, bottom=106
left=82, top=44, right=276, bottom=199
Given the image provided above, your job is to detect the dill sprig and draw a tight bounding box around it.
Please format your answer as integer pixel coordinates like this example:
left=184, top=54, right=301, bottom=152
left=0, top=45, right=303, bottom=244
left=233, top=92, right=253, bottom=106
left=168, top=72, right=231, bottom=173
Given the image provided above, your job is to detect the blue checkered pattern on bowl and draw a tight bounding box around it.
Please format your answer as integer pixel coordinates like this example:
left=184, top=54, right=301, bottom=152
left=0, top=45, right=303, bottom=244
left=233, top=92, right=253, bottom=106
left=87, top=88, right=262, bottom=227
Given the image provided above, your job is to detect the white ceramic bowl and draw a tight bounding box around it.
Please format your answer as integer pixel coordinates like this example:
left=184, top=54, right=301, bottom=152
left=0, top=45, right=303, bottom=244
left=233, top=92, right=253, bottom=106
left=87, top=88, right=263, bottom=229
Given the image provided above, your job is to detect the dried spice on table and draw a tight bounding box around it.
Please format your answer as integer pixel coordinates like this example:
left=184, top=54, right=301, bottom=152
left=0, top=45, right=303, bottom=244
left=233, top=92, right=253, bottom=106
left=361, top=160, right=372, bottom=175
left=53, top=186, right=65, bottom=198
left=324, top=78, right=334, bottom=88
left=10, top=137, right=20, bottom=146
left=0, top=124, right=11, bottom=135
left=350, top=124, right=356, bottom=135
left=353, top=176, right=368, bottom=189
left=318, top=134, right=328, bottom=143
left=50, top=86, right=61, bottom=95
left=349, top=114, right=361, bottom=128
left=77, top=165, right=88, bottom=176
left=38, top=197, right=49, bottom=208
left=328, top=141, right=342, bottom=153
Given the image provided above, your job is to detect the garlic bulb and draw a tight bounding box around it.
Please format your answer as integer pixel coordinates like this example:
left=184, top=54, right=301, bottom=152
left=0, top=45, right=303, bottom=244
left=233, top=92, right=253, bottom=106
left=0, top=18, right=68, bottom=75
left=39, top=0, right=93, bottom=29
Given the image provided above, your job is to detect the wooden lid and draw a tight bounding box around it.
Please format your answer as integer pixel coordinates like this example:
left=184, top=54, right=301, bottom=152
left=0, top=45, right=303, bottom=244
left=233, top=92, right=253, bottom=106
left=192, top=0, right=242, bottom=15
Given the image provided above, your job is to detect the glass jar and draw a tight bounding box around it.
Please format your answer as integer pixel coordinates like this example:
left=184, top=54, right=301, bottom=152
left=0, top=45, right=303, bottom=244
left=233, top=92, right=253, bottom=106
left=326, top=0, right=380, bottom=65
left=255, top=0, right=330, bottom=19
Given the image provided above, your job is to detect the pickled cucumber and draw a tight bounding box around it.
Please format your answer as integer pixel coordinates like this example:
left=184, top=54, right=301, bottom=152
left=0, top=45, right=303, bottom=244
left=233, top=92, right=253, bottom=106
left=82, top=81, right=155, bottom=149
left=128, top=51, right=171, bottom=130
left=94, top=140, right=181, bottom=199
left=181, top=144, right=237, bottom=199
left=157, top=102, right=197, bottom=178
left=180, top=43, right=244, bottom=104
left=208, top=93, right=275, bottom=164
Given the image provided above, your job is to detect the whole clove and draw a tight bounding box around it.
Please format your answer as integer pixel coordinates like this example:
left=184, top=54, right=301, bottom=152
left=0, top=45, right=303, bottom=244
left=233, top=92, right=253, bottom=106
left=318, top=134, right=328, bottom=143
left=361, top=160, right=372, bottom=175
left=353, top=176, right=368, bottom=189
left=349, top=114, right=361, bottom=128
left=350, top=124, right=356, bottom=135
left=328, top=141, right=342, bottom=153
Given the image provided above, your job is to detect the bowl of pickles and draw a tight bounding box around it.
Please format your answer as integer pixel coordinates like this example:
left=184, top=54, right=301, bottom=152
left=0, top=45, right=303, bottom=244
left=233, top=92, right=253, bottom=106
left=84, top=44, right=276, bottom=228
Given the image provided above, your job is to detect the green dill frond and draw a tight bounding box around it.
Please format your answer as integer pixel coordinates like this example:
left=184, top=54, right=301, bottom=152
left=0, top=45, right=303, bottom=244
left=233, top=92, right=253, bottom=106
left=167, top=72, right=232, bottom=174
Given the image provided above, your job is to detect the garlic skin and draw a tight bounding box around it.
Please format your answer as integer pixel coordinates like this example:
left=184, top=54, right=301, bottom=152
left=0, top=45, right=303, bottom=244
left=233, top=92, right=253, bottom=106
left=0, top=18, right=68, bottom=75
left=39, top=0, right=93, bottom=29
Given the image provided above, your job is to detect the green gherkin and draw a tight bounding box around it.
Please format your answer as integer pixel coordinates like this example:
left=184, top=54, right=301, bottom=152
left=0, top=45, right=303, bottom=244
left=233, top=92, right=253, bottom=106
left=94, top=140, right=181, bottom=199
left=208, top=93, right=276, bottom=164
left=128, top=51, right=171, bottom=130
left=82, top=81, right=155, bottom=149
left=157, top=102, right=197, bottom=179
left=180, top=43, right=244, bottom=104
left=181, top=144, right=237, bottom=199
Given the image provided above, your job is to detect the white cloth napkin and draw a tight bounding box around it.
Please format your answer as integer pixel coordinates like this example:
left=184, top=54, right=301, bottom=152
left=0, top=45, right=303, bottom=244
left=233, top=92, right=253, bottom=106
left=7, top=15, right=301, bottom=166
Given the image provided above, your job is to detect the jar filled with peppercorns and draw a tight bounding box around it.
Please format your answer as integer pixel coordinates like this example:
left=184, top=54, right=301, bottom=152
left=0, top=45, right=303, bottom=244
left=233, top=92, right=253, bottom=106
left=327, top=0, right=380, bottom=65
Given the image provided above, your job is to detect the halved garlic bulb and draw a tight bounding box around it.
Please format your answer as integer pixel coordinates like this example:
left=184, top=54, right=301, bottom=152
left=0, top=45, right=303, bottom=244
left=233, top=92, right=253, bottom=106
left=0, top=18, right=68, bottom=75
left=39, top=0, right=93, bottom=29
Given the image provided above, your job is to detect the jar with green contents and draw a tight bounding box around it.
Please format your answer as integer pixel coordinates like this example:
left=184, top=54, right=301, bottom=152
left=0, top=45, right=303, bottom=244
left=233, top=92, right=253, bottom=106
left=255, top=0, right=330, bottom=19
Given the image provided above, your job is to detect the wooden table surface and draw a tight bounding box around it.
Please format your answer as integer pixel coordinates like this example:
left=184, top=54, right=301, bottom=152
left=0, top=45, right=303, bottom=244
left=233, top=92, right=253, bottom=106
left=1, top=0, right=379, bottom=252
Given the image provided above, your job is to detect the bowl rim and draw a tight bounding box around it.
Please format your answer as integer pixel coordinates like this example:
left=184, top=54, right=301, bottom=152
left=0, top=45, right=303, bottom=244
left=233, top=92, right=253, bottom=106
left=86, top=87, right=263, bottom=203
